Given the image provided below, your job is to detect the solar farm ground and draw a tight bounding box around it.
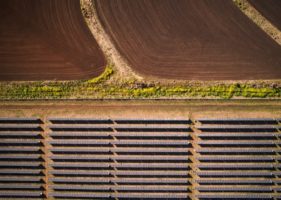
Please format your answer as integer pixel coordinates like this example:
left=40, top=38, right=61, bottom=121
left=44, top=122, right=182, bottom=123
left=95, top=0, right=281, bottom=80
left=1, top=99, right=280, bottom=124
left=0, top=0, right=106, bottom=81
left=0, top=100, right=280, bottom=199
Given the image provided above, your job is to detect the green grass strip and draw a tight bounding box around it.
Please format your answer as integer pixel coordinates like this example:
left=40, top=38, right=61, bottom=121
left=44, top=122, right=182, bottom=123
left=0, top=65, right=280, bottom=99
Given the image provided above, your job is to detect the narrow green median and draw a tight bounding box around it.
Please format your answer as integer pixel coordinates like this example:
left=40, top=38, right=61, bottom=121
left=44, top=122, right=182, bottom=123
left=0, top=65, right=280, bottom=99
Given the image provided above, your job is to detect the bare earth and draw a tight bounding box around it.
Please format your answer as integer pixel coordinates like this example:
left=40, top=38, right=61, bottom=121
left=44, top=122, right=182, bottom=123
left=95, top=0, right=281, bottom=80
left=1, top=100, right=280, bottom=119
left=249, top=0, right=281, bottom=31
left=0, top=0, right=106, bottom=81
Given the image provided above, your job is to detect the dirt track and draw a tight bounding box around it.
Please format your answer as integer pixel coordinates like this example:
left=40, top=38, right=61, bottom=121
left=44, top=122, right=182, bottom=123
left=1, top=100, right=280, bottom=119
left=95, top=0, right=281, bottom=80
left=0, top=0, right=106, bottom=81
left=249, top=0, right=281, bottom=31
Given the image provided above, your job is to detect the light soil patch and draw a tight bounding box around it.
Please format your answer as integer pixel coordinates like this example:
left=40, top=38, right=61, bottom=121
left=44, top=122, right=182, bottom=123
left=0, top=100, right=280, bottom=119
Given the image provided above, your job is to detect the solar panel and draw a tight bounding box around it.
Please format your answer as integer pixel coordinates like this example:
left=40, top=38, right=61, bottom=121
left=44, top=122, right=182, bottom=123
left=0, top=191, right=43, bottom=197
left=112, top=193, right=189, bottom=198
left=0, top=176, right=42, bottom=182
left=51, top=170, right=110, bottom=176
left=197, top=132, right=276, bottom=137
left=0, top=118, right=42, bottom=124
left=196, top=194, right=272, bottom=199
left=198, top=140, right=275, bottom=145
left=48, top=118, right=113, bottom=124
left=51, top=147, right=110, bottom=153
left=196, top=186, right=272, bottom=192
left=0, top=131, right=40, bottom=136
left=197, top=118, right=277, bottom=124
left=113, top=185, right=189, bottom=191
left=112, top=163, right=189, bottom=169
left=112, top=178, right=189, bottom=184
left=114, top=119, right=191, bottom=124
left=113, top=124, right=191, bottom=129
left=115, top=127, right=190, bottom=132
left=0, top=139, right=41, bottom=144
left=196, top=148, right=275, bottom=153
left=197, top=179, right=273, bottom=184
left=0, top=125, right=42, bottom=131
left=112, top=140, right=190, bottom=145
left=50, top=155, right=110, bottom=160
left=112, top=147, right=189, bottom=153
left=49, top=139, right=110, bottom=145
left=112, top=132, right=190, bottom=137
left=0, top=169, right=42, bottom=175
left=0, top=147, right=40, bottom=152
left=197, top=171, right=273, bottom=177
left=46, top=117, right=280, bottom=199
left=0, top=161, right=42, bottom=167
left=0, top=117, right=44, bottom=198
left=50, top=177, right=110, bottom=183
left=0, top=154, right=41, bottom=160
left=49, top=125, right=113, bottom=131
left=112, top=155, right=189, bottom=161
left=0, top=184, right=42, bottom=189
left=196, top=125, right=279, bottom=132
left=197, top=164, right=274, bottom=169
left=49, top=132, right=111, bottom=137
left=51, top=162, right=110, bottom=168
left=197, top=156, right=273, bottom=162
left=49, top=192, right=110, bottom=198
left=113, top=170, right=188, bottom=176
left=51, top=155, right=189, bottom=161
left=51, top=185, right=110, bottom=191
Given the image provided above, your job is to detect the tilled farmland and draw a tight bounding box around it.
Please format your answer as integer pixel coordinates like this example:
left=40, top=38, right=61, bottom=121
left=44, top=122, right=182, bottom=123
left=249, top=0, right=281, bottom=30
left=0, top=0, right=280, bottom=81
left=95, top=0, right=281, bottom=80
left=0, top=0, right=106, bottom=81
left=0, top=117, right=280, bottom=199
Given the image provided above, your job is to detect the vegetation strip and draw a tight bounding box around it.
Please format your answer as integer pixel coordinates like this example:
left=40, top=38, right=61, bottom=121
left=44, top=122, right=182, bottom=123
left=0, top=66, right=280, bottom=100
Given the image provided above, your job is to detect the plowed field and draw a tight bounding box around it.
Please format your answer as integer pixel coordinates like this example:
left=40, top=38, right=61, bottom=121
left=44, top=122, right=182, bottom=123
left=95, top=0, right=281, bottom=80
left=249, top=0, right=281, bottom=30
left=0, top=0, right=106, bottom=81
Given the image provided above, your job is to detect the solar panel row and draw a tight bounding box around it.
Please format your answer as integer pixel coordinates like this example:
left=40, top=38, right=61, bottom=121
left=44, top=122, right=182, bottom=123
left=48, top=118, right=192, bottom=199
left=196, top=118, right=280, bottom=199
left=0, top=117, right=280, bottom=199
left=0, top=119, right=44, bottom=198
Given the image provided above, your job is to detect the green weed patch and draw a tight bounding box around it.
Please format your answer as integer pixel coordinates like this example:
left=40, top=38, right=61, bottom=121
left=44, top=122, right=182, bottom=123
left=0, top=66, right=280, bottom=99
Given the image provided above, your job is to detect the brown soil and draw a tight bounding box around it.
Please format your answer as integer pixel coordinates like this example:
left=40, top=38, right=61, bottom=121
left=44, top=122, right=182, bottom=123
left=0, top=0, right=106, bottom=81
left=95, top=0, right=281, bottom=80
left=248, top=0, right=281, bottom=31
left=0, top=100, right=280, bottom=119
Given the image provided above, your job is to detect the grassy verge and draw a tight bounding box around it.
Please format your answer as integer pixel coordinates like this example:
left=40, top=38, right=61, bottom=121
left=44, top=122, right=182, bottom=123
left=0, top=65, right=280, bottom=99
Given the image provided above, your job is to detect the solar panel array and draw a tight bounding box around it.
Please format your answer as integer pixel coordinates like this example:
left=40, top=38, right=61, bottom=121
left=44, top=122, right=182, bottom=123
left=0, top=118, right=44, bottom=199
left=194, top=118, right=281, bottom=200
left=48, top=118, right=192, bottom=199
left=0, top=117, right=280, bottom=199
